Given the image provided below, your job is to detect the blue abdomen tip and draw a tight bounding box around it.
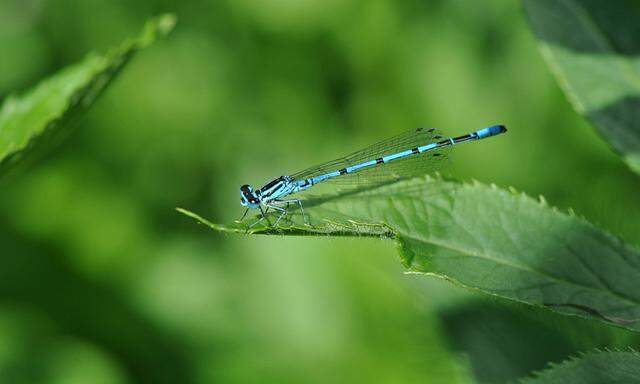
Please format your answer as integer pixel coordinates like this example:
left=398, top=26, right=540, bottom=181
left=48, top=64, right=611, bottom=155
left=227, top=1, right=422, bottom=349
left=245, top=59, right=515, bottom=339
left=476, top=124, right=507, bottom=139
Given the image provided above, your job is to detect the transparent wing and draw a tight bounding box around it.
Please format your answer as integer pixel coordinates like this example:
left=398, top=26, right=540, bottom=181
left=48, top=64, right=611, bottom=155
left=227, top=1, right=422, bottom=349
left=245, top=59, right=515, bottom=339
left=290, top=128, right=452, bottom=185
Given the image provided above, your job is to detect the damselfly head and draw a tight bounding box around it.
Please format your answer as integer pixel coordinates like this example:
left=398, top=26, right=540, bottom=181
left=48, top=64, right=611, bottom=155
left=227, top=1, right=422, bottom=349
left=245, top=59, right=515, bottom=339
left=240, top=184, right=260, bottom=208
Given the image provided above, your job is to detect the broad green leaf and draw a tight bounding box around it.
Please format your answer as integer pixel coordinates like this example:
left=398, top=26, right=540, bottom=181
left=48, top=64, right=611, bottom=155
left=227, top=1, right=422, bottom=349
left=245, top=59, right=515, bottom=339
left=520, top=350, right=640, bottom=383
left=179, top=176, right=640, bottom=331
left=0, top=14, right=176, bottom=176
left=522, top=0, right=640, bottom=174
left=441, top=299, right=637, bottom=384
left=441, top=301, right=576, bottom=384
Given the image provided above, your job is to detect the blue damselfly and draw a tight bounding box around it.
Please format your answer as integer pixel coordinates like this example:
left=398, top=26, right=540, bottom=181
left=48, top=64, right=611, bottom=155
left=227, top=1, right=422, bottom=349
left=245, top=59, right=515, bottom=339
left=239, top=124, right=507, bottom=228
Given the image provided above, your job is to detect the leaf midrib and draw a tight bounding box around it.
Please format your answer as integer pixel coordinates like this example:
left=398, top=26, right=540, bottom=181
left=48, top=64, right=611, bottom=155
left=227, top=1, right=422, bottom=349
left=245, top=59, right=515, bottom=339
left=311, top=199, right=640, bottom=308
left=401, top=230, right=640, bottom=309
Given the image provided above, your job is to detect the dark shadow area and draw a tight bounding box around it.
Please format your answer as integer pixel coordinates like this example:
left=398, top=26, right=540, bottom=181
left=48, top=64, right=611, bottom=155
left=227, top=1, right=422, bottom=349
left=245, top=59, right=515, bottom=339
left=524, top=0, right=640, bottom=55
left=439, top=299, right=638, bottom=384
left=586, top=95, right=640, bottom=158
left=301, top=178, right=405, bottom=209
left=300, top=176, right=456, bottom=209
left=0, top=225, right=195, bottom=384
left=441, top=301, right=575, bottom=383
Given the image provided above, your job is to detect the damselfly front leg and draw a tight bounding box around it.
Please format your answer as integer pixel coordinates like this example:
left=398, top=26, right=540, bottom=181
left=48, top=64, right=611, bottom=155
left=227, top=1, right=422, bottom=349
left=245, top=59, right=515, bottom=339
left=245, top=206, right=271, bottom=232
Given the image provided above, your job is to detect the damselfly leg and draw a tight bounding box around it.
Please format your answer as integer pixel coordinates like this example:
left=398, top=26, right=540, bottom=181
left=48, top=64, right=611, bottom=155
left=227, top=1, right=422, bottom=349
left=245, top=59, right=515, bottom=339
left=274, top=199, right=308, bottom=225
left=245, top=206, right=271, bottom=232
left=266, top=204, right=287, bottom=227
left=260, top=199, right=309, bottom=228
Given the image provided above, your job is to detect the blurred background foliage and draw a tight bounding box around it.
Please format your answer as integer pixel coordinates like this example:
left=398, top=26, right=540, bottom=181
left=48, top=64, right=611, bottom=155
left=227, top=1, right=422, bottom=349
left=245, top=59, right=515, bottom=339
left=0, top=0, right=639, bottom=383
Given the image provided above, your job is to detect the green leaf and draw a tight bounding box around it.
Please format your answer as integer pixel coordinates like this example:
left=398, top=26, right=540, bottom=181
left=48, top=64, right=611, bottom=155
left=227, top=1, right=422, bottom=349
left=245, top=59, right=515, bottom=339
left=522, top=0, right=640, bottom=174
left=441, top=298, right=637, bottom=384
left=441, top=301, right=577, bottom=384
left=0, top=13, right=176, bottom=176
left=179, top=176, right=640, bottom=331
left=520, top=350, right=640, bottom=383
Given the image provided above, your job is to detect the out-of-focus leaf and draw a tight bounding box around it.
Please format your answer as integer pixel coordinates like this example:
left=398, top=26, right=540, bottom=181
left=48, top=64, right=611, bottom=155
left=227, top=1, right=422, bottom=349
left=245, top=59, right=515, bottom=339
left=441, top=301, right=576, bottom=384
left=180, top=176, right=640, bottom=331
left=440, top=299, right=638, bottom=384
left=520, top=350, right=640, bottom=383
left=523, top=0, right=640, bottom=174
left=0, top=14, right=176, bottom=177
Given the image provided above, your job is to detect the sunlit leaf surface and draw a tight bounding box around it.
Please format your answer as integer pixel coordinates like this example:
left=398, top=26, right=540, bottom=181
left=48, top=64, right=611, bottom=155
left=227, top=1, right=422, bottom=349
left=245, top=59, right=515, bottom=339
left=181, top=176, right=640, bottom=332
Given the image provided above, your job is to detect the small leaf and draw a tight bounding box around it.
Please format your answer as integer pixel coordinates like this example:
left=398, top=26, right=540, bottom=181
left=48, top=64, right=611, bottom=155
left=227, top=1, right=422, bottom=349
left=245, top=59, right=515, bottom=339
left=0, top=14, right=176, bottom=176
left=442, top=301, right=577, bottom=384
left=180, top=176, right=640, bottom=331
left=442, top=298, right=637, bottom=384
left=522, top=0, right=640, bottom=174
left=520, top=350, right=640, bottom=383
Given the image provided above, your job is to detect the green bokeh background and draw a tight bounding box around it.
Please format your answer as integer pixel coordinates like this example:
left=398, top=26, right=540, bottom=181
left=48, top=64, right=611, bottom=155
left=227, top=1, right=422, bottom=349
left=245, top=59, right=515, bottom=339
left=1, top=1, right=639, bottom=383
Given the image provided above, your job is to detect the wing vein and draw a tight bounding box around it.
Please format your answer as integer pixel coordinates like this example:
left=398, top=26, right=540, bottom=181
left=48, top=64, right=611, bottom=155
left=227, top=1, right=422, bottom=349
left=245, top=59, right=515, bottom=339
left=290, top=128, right=451, bottom=185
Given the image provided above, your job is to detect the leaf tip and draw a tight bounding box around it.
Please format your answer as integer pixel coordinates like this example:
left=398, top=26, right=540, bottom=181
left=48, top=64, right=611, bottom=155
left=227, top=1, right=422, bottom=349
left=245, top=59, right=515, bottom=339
left=157, top=13, right=178, bottom=36
left=175, top=207, right=238, bottom=233
left=175, top=207, right=202, bottom=222
left=139, top=13, right=177, bottom=47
